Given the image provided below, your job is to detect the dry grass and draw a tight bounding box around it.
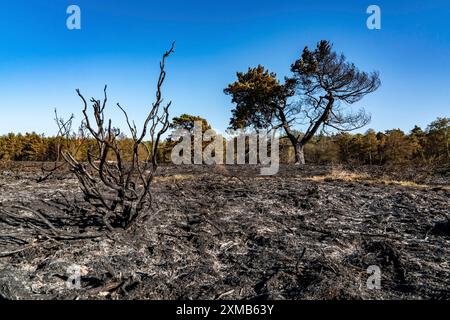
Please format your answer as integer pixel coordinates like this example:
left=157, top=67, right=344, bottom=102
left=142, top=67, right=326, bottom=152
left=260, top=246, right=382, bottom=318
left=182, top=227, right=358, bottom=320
left=153, top=174, right=196, bottom=183
left=305, top=166, right=450, bottom=190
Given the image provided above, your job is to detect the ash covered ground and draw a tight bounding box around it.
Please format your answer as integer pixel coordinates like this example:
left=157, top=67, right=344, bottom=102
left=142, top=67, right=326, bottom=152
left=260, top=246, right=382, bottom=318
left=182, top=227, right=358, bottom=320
left=0, top=163, right=449, bottom=300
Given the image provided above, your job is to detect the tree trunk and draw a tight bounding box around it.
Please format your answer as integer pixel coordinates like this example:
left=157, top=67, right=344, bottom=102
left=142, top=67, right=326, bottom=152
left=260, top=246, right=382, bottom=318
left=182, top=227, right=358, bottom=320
left=446, top=126, right=450, bottom=161
left=294, top=143, right=305, bottom=165
left=296, top=92, right=334, bottom=165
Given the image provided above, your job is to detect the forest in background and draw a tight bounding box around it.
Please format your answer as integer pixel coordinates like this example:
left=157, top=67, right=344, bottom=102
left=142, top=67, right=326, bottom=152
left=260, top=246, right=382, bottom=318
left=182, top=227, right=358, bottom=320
left=0, top=116, right=448, bottom=166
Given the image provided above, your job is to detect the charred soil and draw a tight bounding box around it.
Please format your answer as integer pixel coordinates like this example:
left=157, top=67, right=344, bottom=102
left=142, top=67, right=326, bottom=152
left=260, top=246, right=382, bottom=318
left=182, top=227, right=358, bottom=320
left=0, top=163, right=449, bottom=300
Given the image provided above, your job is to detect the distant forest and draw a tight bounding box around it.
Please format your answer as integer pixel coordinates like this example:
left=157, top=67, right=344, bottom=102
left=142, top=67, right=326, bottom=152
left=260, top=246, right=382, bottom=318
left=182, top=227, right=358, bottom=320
left=0, top=117, right=448, bottom=166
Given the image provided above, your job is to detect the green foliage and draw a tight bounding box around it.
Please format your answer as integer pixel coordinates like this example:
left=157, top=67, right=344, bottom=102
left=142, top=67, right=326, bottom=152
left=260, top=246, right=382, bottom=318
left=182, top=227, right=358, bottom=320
left=170, top=114, right=211, bottom=133
left=166, top=114, right=217, bottom=162
left=224, top=65, right=294, bottom=130
left=425, top=118, right=450, bottom=163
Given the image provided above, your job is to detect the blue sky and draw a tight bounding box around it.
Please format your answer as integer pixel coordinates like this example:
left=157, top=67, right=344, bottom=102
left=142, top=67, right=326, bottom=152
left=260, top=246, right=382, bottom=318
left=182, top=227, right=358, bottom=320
left=0, top=0, right=449, bottom=135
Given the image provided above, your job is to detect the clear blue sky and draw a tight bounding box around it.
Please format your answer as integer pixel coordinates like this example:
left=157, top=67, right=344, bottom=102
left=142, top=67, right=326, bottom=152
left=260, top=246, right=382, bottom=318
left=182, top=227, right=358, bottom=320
left=0, top=0, right=449, bottom=136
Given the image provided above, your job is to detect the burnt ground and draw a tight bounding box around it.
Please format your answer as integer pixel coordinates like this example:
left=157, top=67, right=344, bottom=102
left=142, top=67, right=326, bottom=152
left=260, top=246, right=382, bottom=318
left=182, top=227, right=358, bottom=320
left=0, top=163, right=449, bottom=300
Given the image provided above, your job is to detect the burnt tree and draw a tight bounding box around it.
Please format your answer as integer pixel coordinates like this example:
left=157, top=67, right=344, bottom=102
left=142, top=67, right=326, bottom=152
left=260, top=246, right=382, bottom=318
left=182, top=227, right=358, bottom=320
left=55, top=43, right=174, bottom=230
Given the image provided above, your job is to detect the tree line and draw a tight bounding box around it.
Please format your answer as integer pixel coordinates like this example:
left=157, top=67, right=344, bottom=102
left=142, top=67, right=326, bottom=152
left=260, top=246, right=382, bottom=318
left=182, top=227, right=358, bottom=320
left=291, top=117, right=450, bottom=166
left=0, top=116, right=448, bottom=166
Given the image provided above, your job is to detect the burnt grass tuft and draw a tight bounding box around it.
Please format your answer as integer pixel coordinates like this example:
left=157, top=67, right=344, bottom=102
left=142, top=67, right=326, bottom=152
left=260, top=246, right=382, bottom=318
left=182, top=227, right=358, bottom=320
left=0, top=163, right=449, bottom=299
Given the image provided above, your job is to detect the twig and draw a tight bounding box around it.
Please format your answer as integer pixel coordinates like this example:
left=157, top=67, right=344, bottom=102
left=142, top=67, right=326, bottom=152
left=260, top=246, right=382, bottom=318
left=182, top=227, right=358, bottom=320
left=215, top=289, right=235, bottom=300
left=0, top=240, right=51, bottom=258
